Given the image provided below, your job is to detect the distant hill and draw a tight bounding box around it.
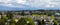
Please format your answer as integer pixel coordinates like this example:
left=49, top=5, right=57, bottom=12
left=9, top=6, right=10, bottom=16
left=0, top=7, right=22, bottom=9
left=0, top=6, right=60, bottom=11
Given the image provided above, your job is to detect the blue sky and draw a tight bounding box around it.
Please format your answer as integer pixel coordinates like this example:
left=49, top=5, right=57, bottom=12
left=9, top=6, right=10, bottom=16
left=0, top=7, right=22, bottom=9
left=0, top=0, right=60, bottom=11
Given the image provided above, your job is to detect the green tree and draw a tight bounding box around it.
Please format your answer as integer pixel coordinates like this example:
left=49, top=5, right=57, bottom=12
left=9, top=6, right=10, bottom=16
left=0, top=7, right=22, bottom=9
left=16, top=18, right=27, bottom=25
left=10, top=17, right=16, bottom=25
left=53, top=20, right=58, bottom=25
left=7, top=12, right=13, bottom=19
left=21, top=11, right=24, bottom=16
left=25, top=17, right=35, bottom=25
left=36, top=20, right=42, bottom=25
left=47, top=12, right=55, bottom=16
left=42, top=19, right=45, bottom=25
left=16, top=17, right=35, bottom=25
left=0, top=16, right=8, bottom=25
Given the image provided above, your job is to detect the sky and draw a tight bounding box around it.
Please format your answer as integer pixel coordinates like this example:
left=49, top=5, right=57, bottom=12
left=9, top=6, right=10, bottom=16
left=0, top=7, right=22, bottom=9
left=0, top=0, right=60, bottom=11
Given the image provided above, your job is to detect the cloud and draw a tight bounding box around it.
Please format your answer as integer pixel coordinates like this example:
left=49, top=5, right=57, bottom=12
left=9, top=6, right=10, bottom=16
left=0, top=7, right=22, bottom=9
left=0, top=0, right=30, bottom=8
left=15, top=0, right=26, bottom=4
left=0, top=0, right=60, bottom=8
left=29, top=0, right=60, bottom=8
left=0, top=0, right=11, bottom=4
